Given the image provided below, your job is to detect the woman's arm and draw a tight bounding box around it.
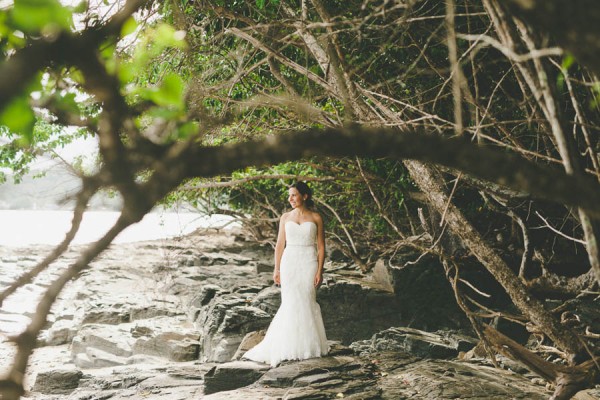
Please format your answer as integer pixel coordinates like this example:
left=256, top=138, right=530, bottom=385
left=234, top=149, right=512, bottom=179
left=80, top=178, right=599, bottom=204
left=314, top=213, right=326, bottom=287
left=273, top=214, right=287, bottom=285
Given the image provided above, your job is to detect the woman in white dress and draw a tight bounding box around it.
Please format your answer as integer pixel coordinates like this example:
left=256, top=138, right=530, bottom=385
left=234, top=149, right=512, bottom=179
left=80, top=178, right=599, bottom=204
left=244, top=182, right=329, bottom=367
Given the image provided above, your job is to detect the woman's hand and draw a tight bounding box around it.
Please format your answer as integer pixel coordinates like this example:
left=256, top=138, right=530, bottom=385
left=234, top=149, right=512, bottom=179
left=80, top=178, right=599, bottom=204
left=314, top=272, right=323, bottom=288
left=273, top=268, right=281, bottom=285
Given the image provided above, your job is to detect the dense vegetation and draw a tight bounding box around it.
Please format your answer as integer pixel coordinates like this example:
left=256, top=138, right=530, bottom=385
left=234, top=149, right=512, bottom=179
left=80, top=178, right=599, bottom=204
left=1, top=0, right=600, bottom=398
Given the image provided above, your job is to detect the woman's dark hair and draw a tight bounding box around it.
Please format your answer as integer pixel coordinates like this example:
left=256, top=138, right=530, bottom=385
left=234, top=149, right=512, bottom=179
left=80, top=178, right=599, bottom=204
left=290, top=181, right=314, bottom=208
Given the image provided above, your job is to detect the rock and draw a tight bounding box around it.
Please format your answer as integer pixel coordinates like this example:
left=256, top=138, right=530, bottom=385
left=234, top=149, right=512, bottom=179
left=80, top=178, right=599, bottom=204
left=195, top=294, right=272, bottom=362
left=190, top=284, right=224, bottom=308
left=133, top=332, right=200, bottom=362
left=71, top=324, right=134, bottom=359
left=130, top=325, right=153, bottom=338
left=294, top=372, right=336, bottom=386
left=365, top=253, right=468, bottom=331
left=234, top=285, right=263, bottom=294
left=1, top=230, right=562, bottom=400
left=329, top=248, right=347, bottom=262
left=351, top=327, right=477, bottom=359
left=32, top=368, right=83, bottom=394
left=377, top=353, right=549, bottom=399
left=195, top=252, right=245, bottom=266
left=203, top=361, right=269, bottom=394
left=81, top=307, right=129, bottom=325
left=327, top=341, right=355, bottom=357
left=254, top=262, right=273, bottom=274
left=232, top=330, right=266, bottom=360
left=370, top=259, right=394, bottom=292
left=259, top=356, right=359, bottom=388
left=73, top=347, right=128, bottom=368
left=42, top=318, right=77, bottom=346
left=130, top=304, right=181, bottom=320
left=70, top=318, right=202, bottom=367
left=317, top=280, right=405, bottom=344
left=251, top=286, right=281, bottom=314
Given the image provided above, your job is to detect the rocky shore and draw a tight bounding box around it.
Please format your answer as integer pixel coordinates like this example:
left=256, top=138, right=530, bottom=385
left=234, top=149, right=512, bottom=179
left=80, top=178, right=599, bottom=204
left=1, top=228, right=598, bottom=399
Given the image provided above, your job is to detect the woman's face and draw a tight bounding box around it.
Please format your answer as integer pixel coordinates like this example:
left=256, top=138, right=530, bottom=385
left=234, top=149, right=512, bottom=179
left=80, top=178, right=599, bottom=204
left=288, top=188, right=306, bottom=209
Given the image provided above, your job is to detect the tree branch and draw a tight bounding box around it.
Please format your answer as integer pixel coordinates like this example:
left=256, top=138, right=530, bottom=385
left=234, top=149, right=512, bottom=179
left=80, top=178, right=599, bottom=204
left=146, top=126, right=600, bottom=219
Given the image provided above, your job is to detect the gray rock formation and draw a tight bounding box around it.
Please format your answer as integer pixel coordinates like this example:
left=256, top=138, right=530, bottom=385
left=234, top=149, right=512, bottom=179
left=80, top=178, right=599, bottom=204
left=195, top=294, right=272, bottom=362
left=351, top=326, right=478, bottom=359
left=32, top=369, right=83, bottom=394
left=70, top=317, right=201, bottom=368
left=2, top=230, right=595, bottom=399
left=203, top=361, right=269, bottom=394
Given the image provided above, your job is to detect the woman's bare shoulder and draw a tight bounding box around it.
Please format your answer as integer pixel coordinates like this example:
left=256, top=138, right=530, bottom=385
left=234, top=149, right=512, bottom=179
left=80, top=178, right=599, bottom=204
left=280, top=211, right=292, bottom=222
left=311, top=211, right=323, bottom=223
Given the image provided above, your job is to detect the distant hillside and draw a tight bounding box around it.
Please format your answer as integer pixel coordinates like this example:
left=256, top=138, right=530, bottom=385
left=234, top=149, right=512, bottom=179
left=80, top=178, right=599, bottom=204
left=0, top=167, right=121, bottom=210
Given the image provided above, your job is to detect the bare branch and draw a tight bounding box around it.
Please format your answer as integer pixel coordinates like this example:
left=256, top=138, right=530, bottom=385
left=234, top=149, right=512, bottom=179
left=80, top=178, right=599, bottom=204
left=0, top=180, right=98, bottom=308
left=0, top=211, right=139, bottom=399
left=535, top=211, right=587, bottom=245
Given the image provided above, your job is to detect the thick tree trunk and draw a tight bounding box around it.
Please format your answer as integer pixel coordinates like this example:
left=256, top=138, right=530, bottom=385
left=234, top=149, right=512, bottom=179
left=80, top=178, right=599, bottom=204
left=404, top=161, right=585, bottom=361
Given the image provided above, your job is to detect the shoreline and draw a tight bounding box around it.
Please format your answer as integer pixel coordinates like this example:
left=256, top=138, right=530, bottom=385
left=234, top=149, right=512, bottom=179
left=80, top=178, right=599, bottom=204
left=0, top=210, right=236, bottom=247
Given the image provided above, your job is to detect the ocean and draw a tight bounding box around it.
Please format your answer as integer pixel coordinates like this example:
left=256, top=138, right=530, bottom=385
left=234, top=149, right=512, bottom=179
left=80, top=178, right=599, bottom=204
left=0, top=209, right=234, bottom=246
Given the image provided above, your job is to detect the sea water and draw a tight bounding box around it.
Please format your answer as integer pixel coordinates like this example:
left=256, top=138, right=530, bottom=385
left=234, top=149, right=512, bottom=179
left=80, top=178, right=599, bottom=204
left=0, top=209, right=234, bottom=246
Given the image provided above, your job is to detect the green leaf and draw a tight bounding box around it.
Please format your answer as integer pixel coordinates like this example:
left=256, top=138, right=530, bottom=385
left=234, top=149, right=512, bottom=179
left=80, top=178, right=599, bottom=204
left=256, top=0, right=266, bottom=9
left=176, top=121, right=199, bottom=139
left=154, top=23, right=187, bottom=49
left=121, top=16, right=138, bottom=38
left=0, top=96, right=35, bottom=143
left=562, top=54, right=575, bottom=71
left=557, top=54, right=576, bottom=92
left=147, top=73, right=185, bottom=108
left=118, top=62, right=135, bottom=84
left=12, top=0, right=73, bottom=34
left=54, top=92, right=80, bottom=115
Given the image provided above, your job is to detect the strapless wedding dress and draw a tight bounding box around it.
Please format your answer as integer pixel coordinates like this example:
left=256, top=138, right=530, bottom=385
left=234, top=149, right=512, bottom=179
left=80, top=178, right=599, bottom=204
left=244, top=221, right=329, bottom=367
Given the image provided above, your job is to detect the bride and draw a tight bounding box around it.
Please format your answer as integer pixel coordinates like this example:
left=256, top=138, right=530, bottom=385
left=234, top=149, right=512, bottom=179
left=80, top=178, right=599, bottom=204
left=243, top=181, right=329, bottom=367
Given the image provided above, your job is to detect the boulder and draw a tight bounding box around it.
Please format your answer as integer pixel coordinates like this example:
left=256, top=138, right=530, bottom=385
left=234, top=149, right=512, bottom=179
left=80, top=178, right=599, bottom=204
left=71, top=318, right=202, bottom=367
left=317, top=280, right=405, bottom=344
left=71, top=324, right=134, bottom=359
left=190, top=284, right=224, bottom=308
left=365, top=254, right=468, bottom=331
left=81, top=307, right=129, bottom=325
left=74, top=347, right=130, bottom=368
left=42, top=318, right=77, bottom=346
left=351, top=327, right=477, bottom=359
left=232, top=330, right=266, bottom=360
left=195, top=294, right=272, bottom=362
left=251, top=286, right=281, bottom=315
left=259, top=355, right=360, bottom=388
left=377, top=353, right=549, bottom=399
left=32, top=369, right=83, bottom=394
left=203, top=361, right=269, bottom=394
left=133, top=332, right=200, bottom=362
left=254, top=262, right=273, bottom=274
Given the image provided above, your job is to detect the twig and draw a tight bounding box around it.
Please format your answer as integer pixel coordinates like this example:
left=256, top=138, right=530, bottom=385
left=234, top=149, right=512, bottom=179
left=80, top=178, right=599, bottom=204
left=356, top=158, right=406, bottom=239
left=458, top=33, right=563, bottom=62
left=0, top=212, right=137, bottom=399
left=535, top=211, right=586, bottom=245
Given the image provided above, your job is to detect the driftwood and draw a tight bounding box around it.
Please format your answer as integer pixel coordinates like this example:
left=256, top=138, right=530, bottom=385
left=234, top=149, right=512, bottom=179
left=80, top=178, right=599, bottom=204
left=483, top=325, right=599, bottom=400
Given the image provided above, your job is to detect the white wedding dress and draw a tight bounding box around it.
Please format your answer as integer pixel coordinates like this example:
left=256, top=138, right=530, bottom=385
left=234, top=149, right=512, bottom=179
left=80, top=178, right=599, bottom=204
left=244, top=221, right=329, bottom=367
